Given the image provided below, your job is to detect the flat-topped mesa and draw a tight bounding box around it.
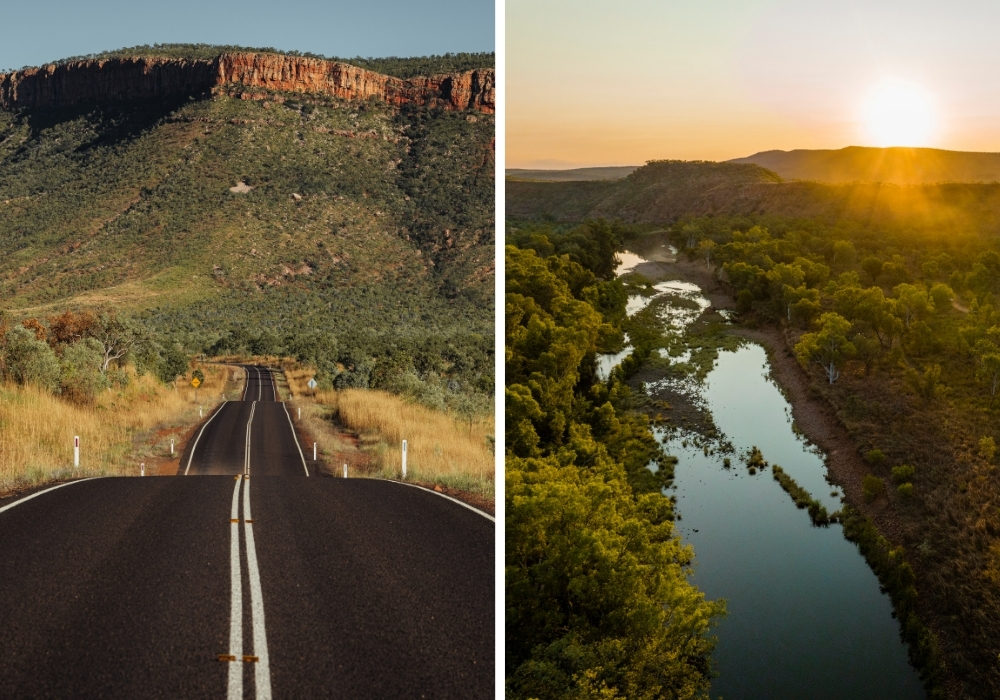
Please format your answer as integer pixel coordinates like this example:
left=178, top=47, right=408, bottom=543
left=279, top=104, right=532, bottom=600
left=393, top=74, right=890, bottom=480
left=0, top=52, right=495, bottom=113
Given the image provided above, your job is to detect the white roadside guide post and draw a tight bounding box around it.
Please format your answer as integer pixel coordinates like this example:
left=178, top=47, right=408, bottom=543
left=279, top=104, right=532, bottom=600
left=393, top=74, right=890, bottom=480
left=343, top=463, right=348, bottom=478
left=140, top=463, right=145, bottom=477
left=74, top=436, right=80, bottom=469
left=401, top=439, right=407, bottom=479
left=170, top=438, right=175, bottom=456
left=298, top=407, right=301, bottom=420
left=313, top=442, right=317, bottom=460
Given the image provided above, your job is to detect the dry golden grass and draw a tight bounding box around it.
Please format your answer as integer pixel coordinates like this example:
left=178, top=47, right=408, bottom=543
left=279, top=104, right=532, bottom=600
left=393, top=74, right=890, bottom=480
left=0, top=363, right=231, bottom=490
left=285, top=368, right=495, bottom=498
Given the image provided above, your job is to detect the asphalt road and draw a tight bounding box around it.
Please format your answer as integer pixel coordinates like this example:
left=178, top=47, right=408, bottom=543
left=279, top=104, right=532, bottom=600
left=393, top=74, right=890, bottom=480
left=0, top=365, right=494, bottom=698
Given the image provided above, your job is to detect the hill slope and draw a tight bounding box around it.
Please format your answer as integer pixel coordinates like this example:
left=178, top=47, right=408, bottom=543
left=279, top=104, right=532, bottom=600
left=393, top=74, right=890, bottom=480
left=0, top=49, right=495, bottom=392
left=505, top=166, right=638, bottom=182
left=507, top=159, right=1000, bottom=234
left=730, top=146, right=1000, bottom=185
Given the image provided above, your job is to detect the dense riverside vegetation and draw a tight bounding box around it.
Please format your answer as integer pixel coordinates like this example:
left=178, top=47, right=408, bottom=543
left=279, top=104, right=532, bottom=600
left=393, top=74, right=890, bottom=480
left=656, top=213, right=1000, bottom=697
left=0, top=55, right=494, bottom=409
left=506, top=222, right=724, bottom=699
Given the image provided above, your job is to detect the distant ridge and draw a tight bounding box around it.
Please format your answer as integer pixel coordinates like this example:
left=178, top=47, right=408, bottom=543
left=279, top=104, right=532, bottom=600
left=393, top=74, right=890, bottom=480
left=506, top=166, right=639, bottom=182
left=729, top=146, right=1000, bottom=185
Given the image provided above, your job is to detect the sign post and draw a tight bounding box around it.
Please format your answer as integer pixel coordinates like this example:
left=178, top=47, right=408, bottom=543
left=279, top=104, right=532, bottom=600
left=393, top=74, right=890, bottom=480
left=401, top=439, right=407, bottom=479
left=74, top=436, right=80, bottom=469
left=307, top=377, right=317, bottom=397
left=191, top=375, right=201, bottom=403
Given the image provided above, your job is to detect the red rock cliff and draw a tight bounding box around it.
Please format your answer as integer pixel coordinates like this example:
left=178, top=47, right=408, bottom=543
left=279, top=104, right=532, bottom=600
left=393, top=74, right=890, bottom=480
left=0, top=53, right=494, bottom=113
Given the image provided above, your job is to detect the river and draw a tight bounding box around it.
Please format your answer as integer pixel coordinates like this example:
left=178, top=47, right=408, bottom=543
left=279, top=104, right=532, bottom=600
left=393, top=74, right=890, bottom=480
left=601, top=250, right=924, bottom=699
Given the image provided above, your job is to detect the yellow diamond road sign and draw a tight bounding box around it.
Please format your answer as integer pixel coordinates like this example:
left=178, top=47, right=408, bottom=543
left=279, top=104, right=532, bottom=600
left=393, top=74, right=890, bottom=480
left=191, top=377, right=201, bottom=388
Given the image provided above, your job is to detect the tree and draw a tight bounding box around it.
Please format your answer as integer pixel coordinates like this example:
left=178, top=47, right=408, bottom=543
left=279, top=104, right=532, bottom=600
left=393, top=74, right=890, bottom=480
left=832, top=240, right=857, bottom=267
left=506, top=454, right=724, bottom=700
left=697, top=239, right=716, bottom=269
left=977, top=353, right=1000, bottom=399
left=929, top=283, right=954, bottom=314
left=852, top=333, right=881, bottom=376
left=894, top=284, right=934, bottom=330
left=795, top=313, right=856, bottom=384
left=90, top=311, right=142, bottom=372
left=905, top=364, right=946, bottom=403
left=861, top=256, right=884, bottom=283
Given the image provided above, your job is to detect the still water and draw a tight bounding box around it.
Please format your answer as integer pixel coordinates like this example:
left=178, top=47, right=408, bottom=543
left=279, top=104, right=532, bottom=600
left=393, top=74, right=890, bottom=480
left=659, top=345, right=923, bottom=699
left=604, top=251, right=924, bottom=698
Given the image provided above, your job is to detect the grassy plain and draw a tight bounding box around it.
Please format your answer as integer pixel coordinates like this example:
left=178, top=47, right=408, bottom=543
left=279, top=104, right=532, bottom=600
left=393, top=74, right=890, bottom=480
left=0, top=364, right=229, bottom=490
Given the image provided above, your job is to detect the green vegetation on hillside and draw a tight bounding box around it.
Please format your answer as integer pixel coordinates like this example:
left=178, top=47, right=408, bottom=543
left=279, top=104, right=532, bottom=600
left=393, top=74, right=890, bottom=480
left=730, top=146, right=1000, bottom=185
left=0, top=78, right=494, bottom=405
left=506, top=222, right=723, bottom=699
left=15, top=43, right=494, bottom=79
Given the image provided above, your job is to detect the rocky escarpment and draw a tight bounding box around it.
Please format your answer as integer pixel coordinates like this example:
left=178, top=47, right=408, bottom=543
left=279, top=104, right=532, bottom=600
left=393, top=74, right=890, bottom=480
left=0, top=52, right=494, bottom=113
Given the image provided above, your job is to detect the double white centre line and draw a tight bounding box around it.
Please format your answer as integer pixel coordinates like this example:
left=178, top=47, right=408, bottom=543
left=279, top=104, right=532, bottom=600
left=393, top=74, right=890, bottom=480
left=244, top=402, right=257, bottom=477
left=226, top=475, right=272, bottom=700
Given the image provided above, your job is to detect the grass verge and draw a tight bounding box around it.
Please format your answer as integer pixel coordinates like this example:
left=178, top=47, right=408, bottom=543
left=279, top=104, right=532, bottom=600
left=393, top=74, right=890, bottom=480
left=0, top=363, right=230, bottom=491
left=284, top=367, right=495, bottom=505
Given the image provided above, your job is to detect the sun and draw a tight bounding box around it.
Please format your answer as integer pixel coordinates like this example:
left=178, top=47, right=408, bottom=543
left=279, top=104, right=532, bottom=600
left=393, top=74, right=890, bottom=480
left=863, top=79, right=936, bottom=147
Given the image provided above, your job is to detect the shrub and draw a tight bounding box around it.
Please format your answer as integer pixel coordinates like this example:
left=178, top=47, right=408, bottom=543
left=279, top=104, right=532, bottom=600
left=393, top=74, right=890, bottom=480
left=736, top=288, right=754, bottom=313
left=891, top=464, right=916, bottom=484
left=862, top=474, right=885, bottom=502
left=897, top=483, right=914, bottom=498
left=59, top=338, right=109, bottom=404
left=978, top=436, right=997, bottom=462
left=3, top=326, right=61, bottom=392
left=866, top=448, right=886, bottom=467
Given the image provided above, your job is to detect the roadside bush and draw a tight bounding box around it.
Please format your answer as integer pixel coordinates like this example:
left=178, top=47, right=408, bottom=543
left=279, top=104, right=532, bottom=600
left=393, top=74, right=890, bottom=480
left=891, top=464, right=917, bottom=484
left=59, top=338, right=109, bottom=404
left=862, top=474, right=885, bottom=502
left=3, top=326, right=61, bottom=392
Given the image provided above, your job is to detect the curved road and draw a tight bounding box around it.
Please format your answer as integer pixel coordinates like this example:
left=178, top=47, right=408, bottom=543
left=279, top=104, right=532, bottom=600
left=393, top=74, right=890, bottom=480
left=0, top=366, right=494, bottom=698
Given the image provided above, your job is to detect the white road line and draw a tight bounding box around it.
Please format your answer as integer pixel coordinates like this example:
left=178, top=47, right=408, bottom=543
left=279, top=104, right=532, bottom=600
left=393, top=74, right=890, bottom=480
left=269, top=369, right=277, bottom=402
left=243, top=478, right=273, bottom=699
left=241, top=366, right=249, bottom=402
left=227, top=477, right=243, bottom=700
left=281, top=403, right=310, bottom=477
left=0, top=478, right=99, bottom=516
left=184, top=402, right=228, bottom=475
left=244, top=401, right=258, bottom=476
left=256, top=366, right=262, bottom=402
left=376, top=479, right=496, bottom=522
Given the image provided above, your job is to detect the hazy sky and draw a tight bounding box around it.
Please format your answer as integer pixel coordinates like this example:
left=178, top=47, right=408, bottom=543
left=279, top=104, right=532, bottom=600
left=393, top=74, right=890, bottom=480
left=0, top=0, right=494, bottom=72
left=508, top=0, right=1000, bottom=168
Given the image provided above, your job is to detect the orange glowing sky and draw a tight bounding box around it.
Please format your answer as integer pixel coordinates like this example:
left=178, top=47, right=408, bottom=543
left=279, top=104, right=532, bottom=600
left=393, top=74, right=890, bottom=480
left=508, top=0, right=1000, bottom=169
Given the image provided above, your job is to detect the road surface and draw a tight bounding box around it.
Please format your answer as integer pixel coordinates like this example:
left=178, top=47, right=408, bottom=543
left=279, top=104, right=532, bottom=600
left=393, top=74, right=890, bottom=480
left=0, top=366, right=494, bottom=698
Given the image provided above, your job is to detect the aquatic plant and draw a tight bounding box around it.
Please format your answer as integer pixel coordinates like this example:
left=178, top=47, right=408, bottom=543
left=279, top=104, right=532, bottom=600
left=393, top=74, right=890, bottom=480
left=841, top=507, right=945, bottom=697
left=771, top=464, right=831, bottom=526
